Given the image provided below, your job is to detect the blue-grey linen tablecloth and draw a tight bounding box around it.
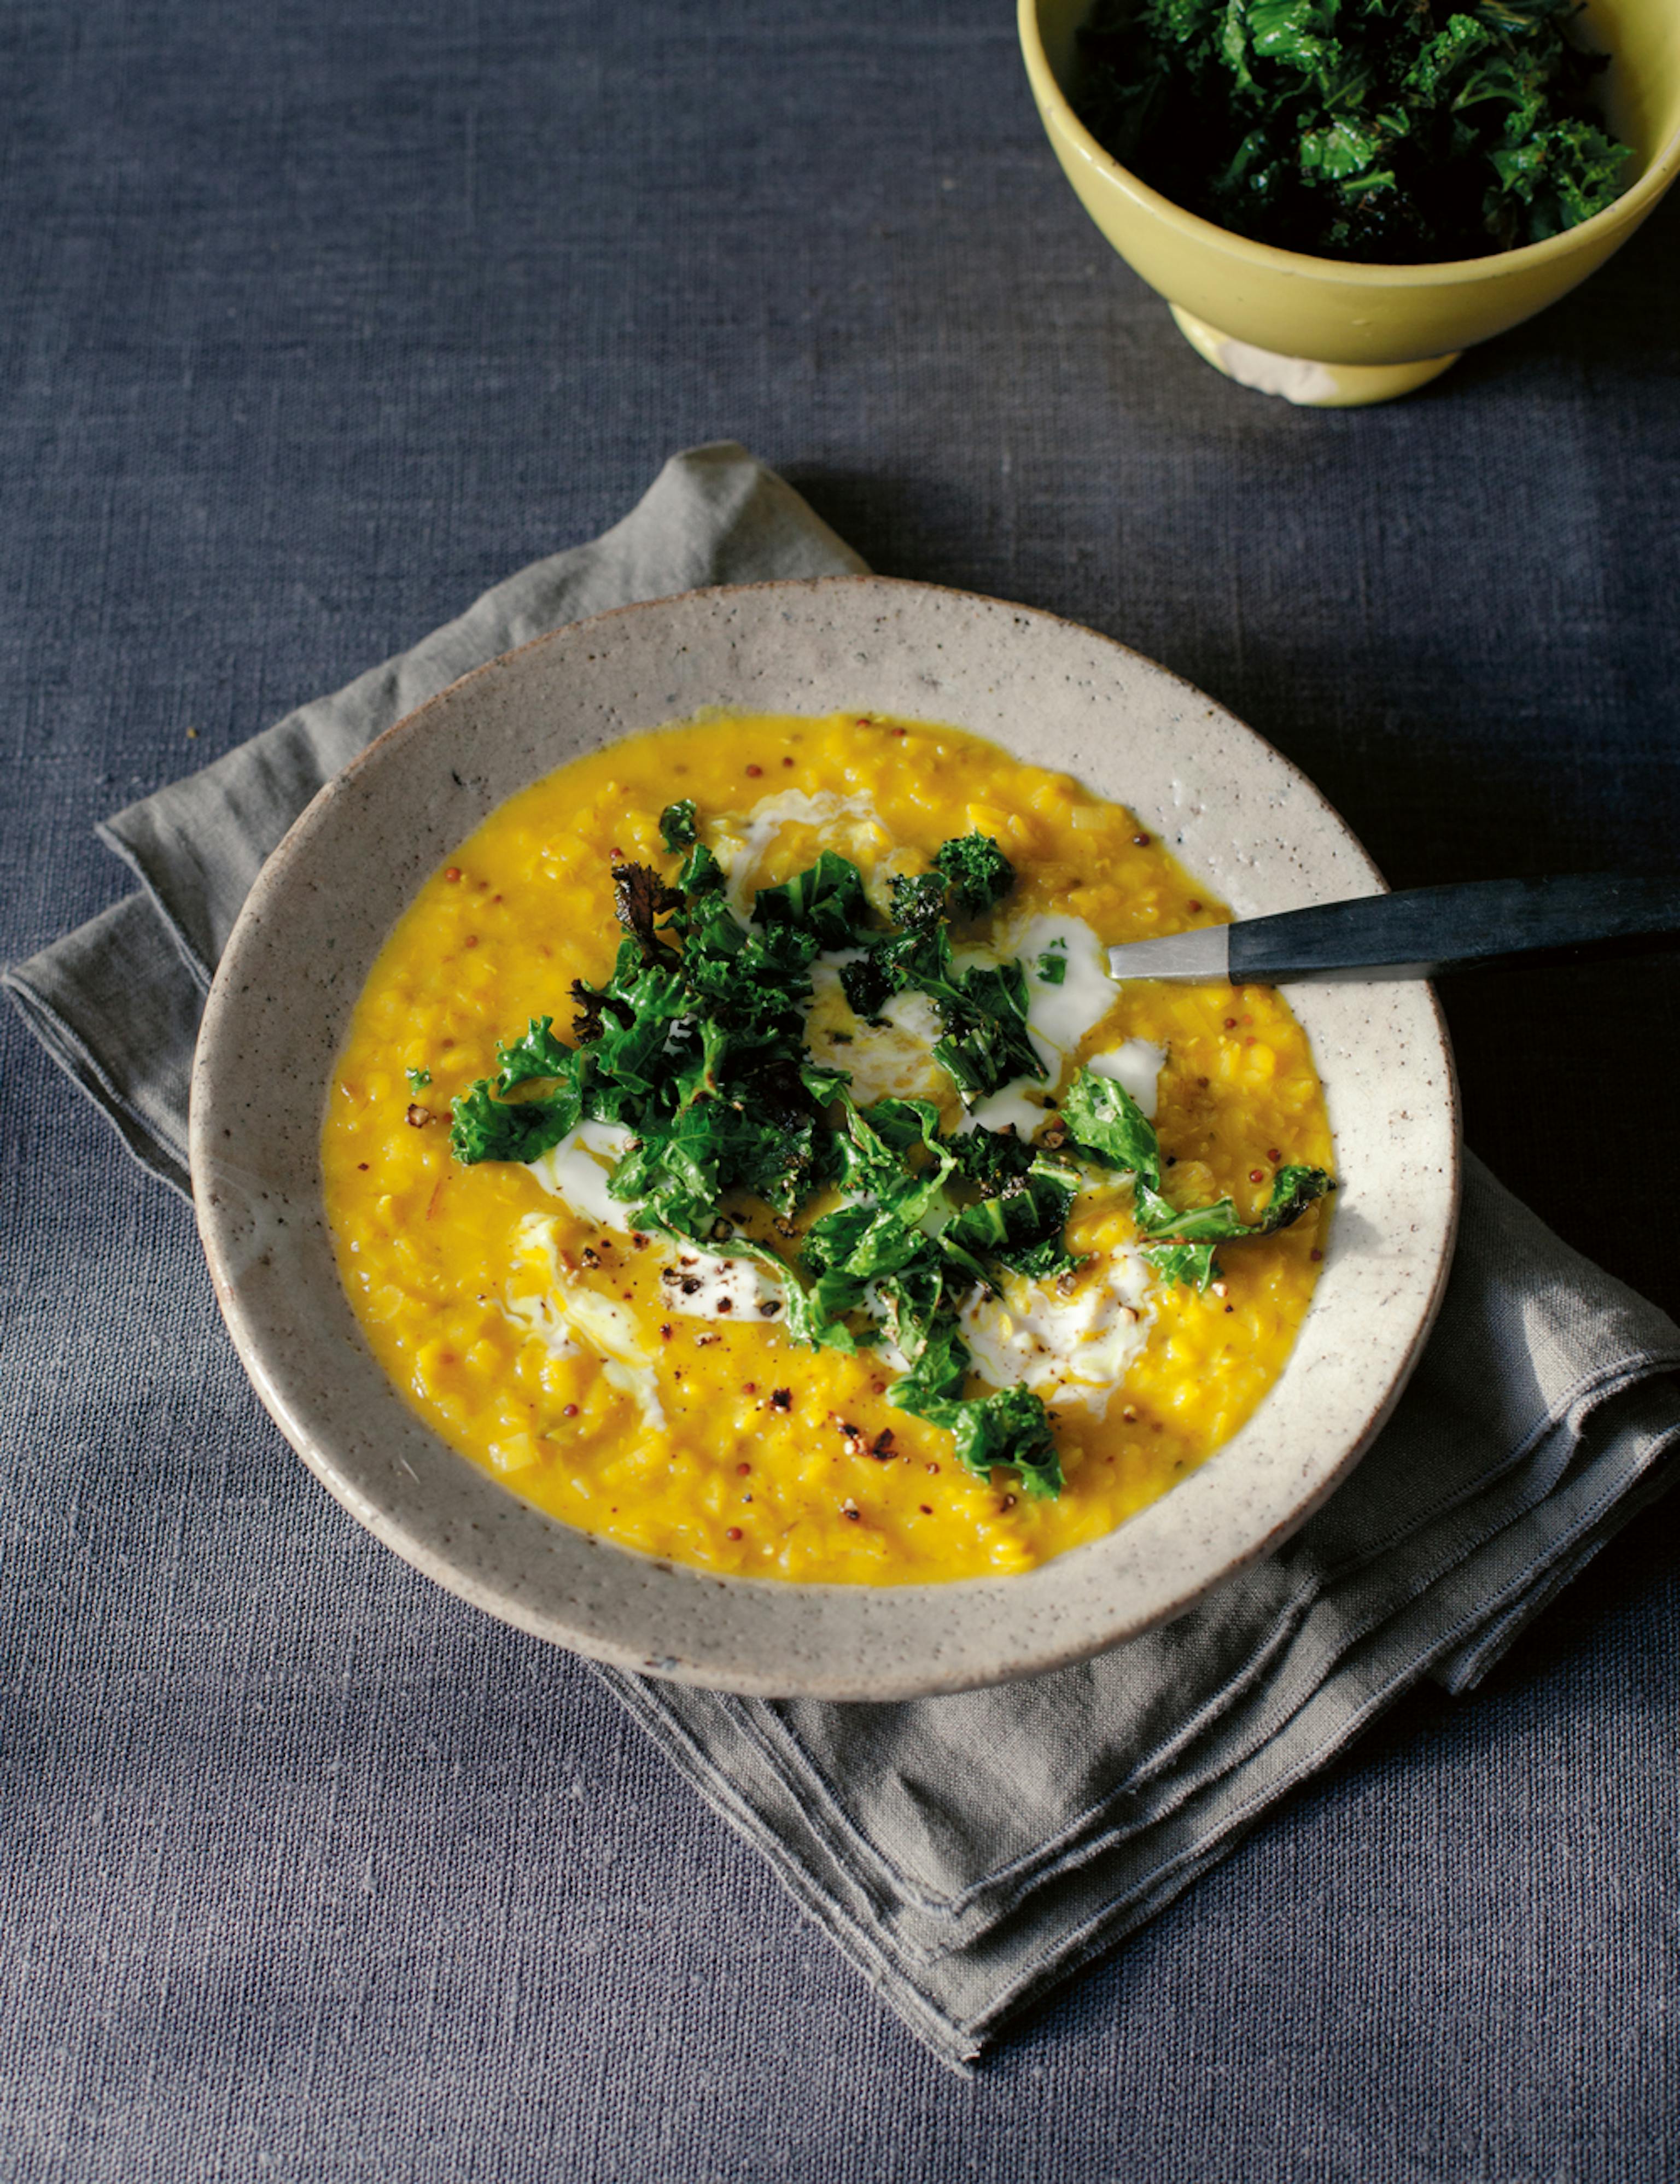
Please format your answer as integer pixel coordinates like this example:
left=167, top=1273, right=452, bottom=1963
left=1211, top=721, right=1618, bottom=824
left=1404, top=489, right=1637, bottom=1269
left=9, top=442, right=1677, bottom=2069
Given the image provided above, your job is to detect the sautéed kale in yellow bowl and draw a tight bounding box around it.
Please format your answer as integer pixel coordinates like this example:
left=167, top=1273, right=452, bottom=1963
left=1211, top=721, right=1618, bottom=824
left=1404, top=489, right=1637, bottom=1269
left=1019, top=0, right=1680, bottom=403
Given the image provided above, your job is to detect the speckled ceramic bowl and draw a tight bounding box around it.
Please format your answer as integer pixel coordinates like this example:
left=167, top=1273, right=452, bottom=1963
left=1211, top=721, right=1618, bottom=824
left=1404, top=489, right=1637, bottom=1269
left=191, top=579, right=1459, bottom=1699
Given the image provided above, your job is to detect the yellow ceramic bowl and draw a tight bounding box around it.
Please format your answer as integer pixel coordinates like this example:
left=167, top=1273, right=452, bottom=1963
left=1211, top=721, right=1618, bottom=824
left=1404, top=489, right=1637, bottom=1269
left=1020, top=0, right=1680, bottom=405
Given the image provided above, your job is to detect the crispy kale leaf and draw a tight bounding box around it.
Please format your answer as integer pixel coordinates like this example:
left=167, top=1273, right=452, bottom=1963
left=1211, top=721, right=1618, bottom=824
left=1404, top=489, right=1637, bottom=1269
left=761, top=1090, right=1068, bottom=1490
left=932, top=960, right=1042, bottom=1102
left=946, top=1125, right=1081, bottom=1281
left=841, top=844, right=1043, bottom=1101
left=450, top=1080, right=581, bottom=1166
left=796, top=1096, right=1070, bottom=1489
left=947, top=1122, right=1037, bottom=1193
left=888, top=868, right=949, bottom=935
left=935, top=831, right=1016, bottom=919
left=754, top=848, right=872, bottom=950
left=449, top=1015, right=590, bottom=1164
left=948, top=1177, right=1080, bottom=1284
left=1061, top=1065, right=1332, bottom=1289
left=565, top=943, right=689, bottom=1119
left=676, top=839, right=725, bottom=895
left=658, top=798, right=698, bottom=851
left=873, top=1271, right=1064, bottom=1499
left=1076, top=0, right=1632, bottom=265
left=1060, top=1067, right=1165, bottom=1187
left=1129, top=1165, right=1335, bottom=1288
left=613, top=861, right=682, bottom=962
left=894, top=1377, right=1063, bottom=1499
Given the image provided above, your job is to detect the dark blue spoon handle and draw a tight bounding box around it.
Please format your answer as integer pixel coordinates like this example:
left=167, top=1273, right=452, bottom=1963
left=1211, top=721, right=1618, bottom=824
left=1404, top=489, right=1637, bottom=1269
left=1228, top=874, right=1680, bottom=982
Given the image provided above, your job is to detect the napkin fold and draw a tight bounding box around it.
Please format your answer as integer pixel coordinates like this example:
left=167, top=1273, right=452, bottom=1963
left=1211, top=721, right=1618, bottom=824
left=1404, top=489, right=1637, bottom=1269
left=9, top=442, right=1678, bottom=2068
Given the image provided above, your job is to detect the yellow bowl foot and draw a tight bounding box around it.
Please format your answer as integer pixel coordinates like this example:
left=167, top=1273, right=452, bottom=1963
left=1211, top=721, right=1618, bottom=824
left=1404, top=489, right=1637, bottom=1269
left=1169, top=306, right=1461, bottom=407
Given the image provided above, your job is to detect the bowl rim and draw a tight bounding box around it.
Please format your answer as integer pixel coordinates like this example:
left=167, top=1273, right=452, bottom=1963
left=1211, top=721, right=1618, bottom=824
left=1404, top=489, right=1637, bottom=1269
left=1019, top=0, right=1680, bottom=287
left=192, top=574, right=1462, bottom=1701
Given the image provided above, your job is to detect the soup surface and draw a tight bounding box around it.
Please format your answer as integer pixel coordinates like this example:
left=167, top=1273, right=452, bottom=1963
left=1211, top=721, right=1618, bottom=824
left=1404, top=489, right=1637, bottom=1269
left=322, top=712, right=1333, bottom=1582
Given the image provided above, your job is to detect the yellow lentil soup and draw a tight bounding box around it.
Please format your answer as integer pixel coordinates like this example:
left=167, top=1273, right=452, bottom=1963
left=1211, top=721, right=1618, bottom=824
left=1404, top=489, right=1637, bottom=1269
left=322, top=713, right=1332, bottom=1582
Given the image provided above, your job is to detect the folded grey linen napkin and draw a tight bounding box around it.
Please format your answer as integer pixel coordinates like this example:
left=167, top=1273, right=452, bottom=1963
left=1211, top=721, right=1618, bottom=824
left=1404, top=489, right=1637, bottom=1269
left=8, top=442, right=1679, bottom=2069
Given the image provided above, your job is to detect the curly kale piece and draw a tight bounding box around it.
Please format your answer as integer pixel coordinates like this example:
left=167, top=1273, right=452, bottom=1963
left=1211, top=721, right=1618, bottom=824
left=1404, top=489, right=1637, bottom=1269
left=599, top=848, right=838, bottom=1219
left=838, top=935, right=913, bottom=1017
left=894, top=1376, right=1064, bottom=1499
left=1060, top=1065, right=1332, bottom=1290
left=449, top=1016, right=590, bottom=1165
left=492, top=1013, right=585, bottom=1089
left=934, top=831, right=1016, bottom=919
left=658, top=798, right=698, bottom=852
left=932, top=959, right=1041, bottom=1102
left=1129, top=1163, right=1334, bottom=1286
left=1060, top=1067, right=1164, bottom=1188
left=449, top=1078, right=581, bottom=1166
left=944, top=1124, right=1079, bottom=1276
left=613, top=861, right=682, bottom=963
left=753, top=849, right=872, bottom=950
left=947, top=1123, right=1039, bottom=1194
left=840, top=868, right=1043, bottom=1103
left=567, top=941, right=689, bottom=1113
left=675, top=839, right=725, bottom=896
left=948, top=1171, right=1081, bottom=1283
left=888, top=869, right=949, bottom=935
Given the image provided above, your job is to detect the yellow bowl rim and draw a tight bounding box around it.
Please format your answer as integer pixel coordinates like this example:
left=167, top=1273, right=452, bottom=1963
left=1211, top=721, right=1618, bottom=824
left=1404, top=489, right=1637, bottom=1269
left=1019, top=0, right=1680, bottom=289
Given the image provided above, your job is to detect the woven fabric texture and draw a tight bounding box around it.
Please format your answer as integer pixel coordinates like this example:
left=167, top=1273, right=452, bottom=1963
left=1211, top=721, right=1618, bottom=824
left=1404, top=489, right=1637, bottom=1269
left=2, top=0, right=1676, bottom=2175
left=13, top=439, right=1677, bottom=2073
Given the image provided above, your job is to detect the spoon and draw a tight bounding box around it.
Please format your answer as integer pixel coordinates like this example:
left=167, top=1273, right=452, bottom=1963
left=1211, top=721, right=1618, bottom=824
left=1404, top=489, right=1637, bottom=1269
left=1105, top=874, right=1680, bottom=984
